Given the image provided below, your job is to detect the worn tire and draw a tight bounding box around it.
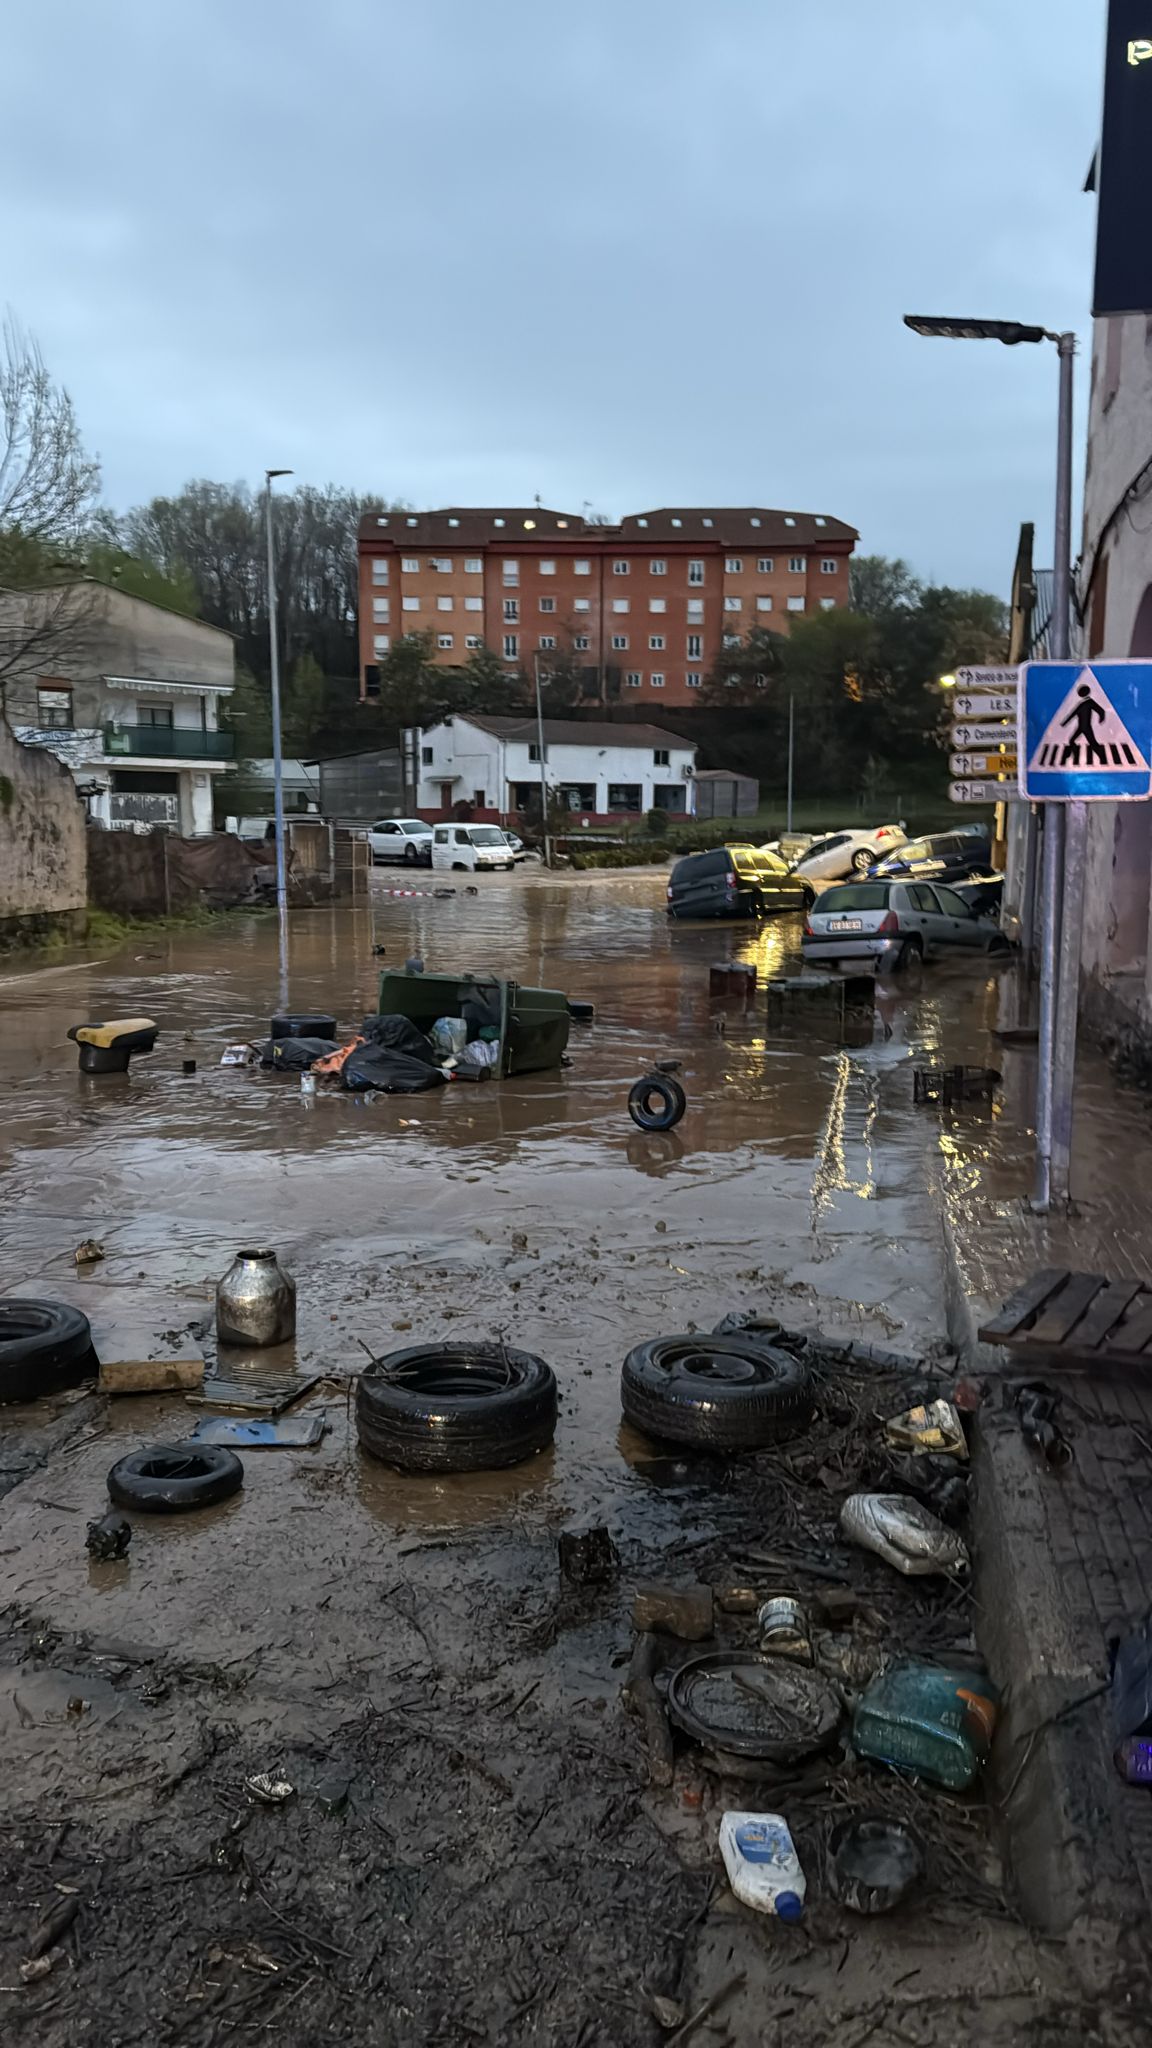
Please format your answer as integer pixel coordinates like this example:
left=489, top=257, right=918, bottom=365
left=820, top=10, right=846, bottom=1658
left=621, top=1334, right=814, bottom=1451
left=357, top=1343, right=558, bottom=1472
left=404, top=844, right=419, bottom=865
left=108, top=1443, right=244, bottom=1513
left=0, top=1299, right=96, bottom=1405
left=628, top=1074, right=686, bottom=1132
left=851, top=847, right=876, bottom=874
left=894, top=937, right=923, bottom=972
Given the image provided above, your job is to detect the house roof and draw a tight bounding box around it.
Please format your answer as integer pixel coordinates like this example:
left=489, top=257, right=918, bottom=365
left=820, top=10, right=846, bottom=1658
left=358, top=506, right=857, bottom=548
left=618, top=508, right=857, bottom=545
left=451, top=714, right=694, bottom=750
left=359, top=507, right=585, bottom=545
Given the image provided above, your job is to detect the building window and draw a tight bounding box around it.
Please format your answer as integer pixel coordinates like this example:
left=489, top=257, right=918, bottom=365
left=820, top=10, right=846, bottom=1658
left=685, top=672, right=701, bottom=689
left=687, top=598, right=704, bottom=619
left=650, top=673, right=666, bottom=688
left=465, top=595, right=483, bottom=611
left=787, top=596, right=805, bottom=612
left=644, top=560, right=664, bottom=579
left=574, top=635, right=590, bottom=650
left=137, top=703, right=174, bottom=727
left=371, top=559, right=389, bottom=584
left=756, top=596, right=774, bottom=612
left=503, top=598, right=519, bottom=621
left=538, top=635, right=557, bottom=650
left=625, top=671, right=643, bottom=688
left=437, top=596, right=453, bottom=612
left=465, top=635, right=482, bottom=649
left=503, top=559, right=519, bottom=583
left=654, top=749, right=670, bottom=766
left=38, top=683, right=71, bottom=728
left=540, top=559, right=556, bottom=575
left=724, top=596, right=741, bottom=612
left=372, top=598, right=389, bottom=620
left=649, top=634, right=665, bottom=650
left=725, top=556, right=743, bottom=574
left=437, top=633, right=454, bottom=649
left=756, top=557, right=774, bottom=574
left=611, top=634, right=629, bottom=650
left=612, top=559, right=630, bottom=576
left=464, top=556, right=482, bottom=574
left=573, top=597, right=590, bottom=612
left=649, top=598, right=666, bottom=614
left=503, top=634, right=519, bottom=659
left=688, top=560, right=704, bottom=585
left=788, top=555, right=807, bottom=573
left=820, top=597, right=836, bottom=611
left=539, top=596, right=556, bottom=613
left=687, top=633, right=703, bottom=659
left=421, top=746, right=434, bottom=765
left=612, top=598, right=630, bottom=614
left=401, top=556, right=419, bottom=572
left=529, top=741, right=543, bottom=762
left=402, top=595, right=420, bottom=611
left=821, top=558, right=838, bottom=574
left=574, top=559, right=591, bottom=575
left=430, top=556, right=452, bottom=573
left=373, top=634, right=390, bottom=655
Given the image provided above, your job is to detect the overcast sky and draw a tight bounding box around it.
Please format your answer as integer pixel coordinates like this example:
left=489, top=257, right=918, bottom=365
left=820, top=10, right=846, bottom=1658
left=3, top=0, right=1102, bottom=593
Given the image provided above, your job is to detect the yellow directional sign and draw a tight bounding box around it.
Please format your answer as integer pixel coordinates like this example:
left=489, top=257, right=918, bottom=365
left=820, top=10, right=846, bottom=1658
left=950, top=751, right=1018, bottom=777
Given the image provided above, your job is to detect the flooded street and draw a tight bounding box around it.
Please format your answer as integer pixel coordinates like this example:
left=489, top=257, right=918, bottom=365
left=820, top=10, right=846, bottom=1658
left=1, top=873, right=1144, bottom=2045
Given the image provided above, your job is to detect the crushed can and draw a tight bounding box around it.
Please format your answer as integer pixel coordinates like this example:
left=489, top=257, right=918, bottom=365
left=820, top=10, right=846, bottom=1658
left=758, top=1597, right=812, bottom=1663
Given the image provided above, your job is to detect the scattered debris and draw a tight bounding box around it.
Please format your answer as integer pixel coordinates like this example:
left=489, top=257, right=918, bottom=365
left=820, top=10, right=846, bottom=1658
left=1111, top=1611, right=1152, bottom=1781
left=1015, top=1382, right=1073, bottom=1467
left=73, top=1239, right=104, bottom=1265
left=631, top=1581, right=714, bottom=1641
left=719, top=1811, right=806, bottom=1918
left=67, top=1016, right=159, bottom=1075
left=85, top=1511, right=132, bottom=1560
left=624, top=1631, right=675, bottom=1787
left=98, top=1356, right=205, bottom=1395
left=757, top=1596, right=812, bottom=1662
left=840, top=1493, right=970, bottom=1577
left=852, top=1662, right=999, bottom=1790
left=19, top=1949, right=64, bottom=1984
left=216, top=1247, right=297, bottom=1348
left=220, top=1043, right=257, bottom=1066
left=650, top=1993, right=685, bottom=2030
left=827, top=1812, right=924, bottom=1913
left=666, top=1650, right=842, bottom=1764
left=885, top=1398, right=967, bottom=1458
left=913, top=1063, right=1001, bottom=1108
left=717, top=1586, right=759, bottom=1614
left=187, top=1413, right=327, bottom=1449
left=24, top=1894, right=79, bottom=1962
left=244, top=1770, right=296, bottom=1805
left=558, top=1523, right=619, bottom=1584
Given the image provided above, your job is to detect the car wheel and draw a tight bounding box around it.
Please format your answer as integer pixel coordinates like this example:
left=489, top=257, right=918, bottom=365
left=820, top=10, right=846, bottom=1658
left=628, top=1073, right=687, bottom=1132
left=404, top=844, right=418, bottom=865
left=0, top=1299, right=96, bottom=1404
left=451, top=862, right=468, bottom=871
left=894, top=936, right=924, bottom=971
left=801, top=884, right=816, bottom=911
left=356, top=1343, right=558, bottom=1472
left=620, top=1334, right=815, bottom=1451
left=851, top=847, right=875, bottom=874
left=107, top=1443, right=244, bottom=1513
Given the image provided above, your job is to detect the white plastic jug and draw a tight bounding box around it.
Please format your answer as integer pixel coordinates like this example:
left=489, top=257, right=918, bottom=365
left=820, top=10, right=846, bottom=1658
left=718, top=1812, right=806, bottom=1921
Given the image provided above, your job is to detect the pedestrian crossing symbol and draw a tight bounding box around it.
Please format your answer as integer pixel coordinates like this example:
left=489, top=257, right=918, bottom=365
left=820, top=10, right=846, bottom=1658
left=1021, top=660, right=1152, bottom=800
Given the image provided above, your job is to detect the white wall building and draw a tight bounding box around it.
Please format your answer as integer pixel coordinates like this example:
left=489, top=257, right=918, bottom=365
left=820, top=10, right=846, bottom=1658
left=412, top=715, right=697, bottom=822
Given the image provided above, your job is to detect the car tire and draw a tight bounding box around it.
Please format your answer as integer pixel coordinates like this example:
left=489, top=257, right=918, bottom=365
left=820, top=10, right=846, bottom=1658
left=894, top=937, right=924, bottom=971
left=452, top=862, right=468, bottom=872
left=628, top=1074, right=687, bottom=1132
left=851, top=848, right=875, bottom=874
left=0, top=1300, right=96, bottom=1405
left=621, top=1334, right=815, bottom=1451
left=356, top=1343, right=558, bottom=1473
left=107, top=1443, right=244, bottom=1513
left=801, top=884, right=816, bottom=910
left=404, top=845, right=418, bottom=865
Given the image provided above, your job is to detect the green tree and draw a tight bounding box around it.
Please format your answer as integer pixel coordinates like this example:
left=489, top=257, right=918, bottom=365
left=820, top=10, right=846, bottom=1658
left=221, top=662, right=272, bottom=758
left=701, top=623, right=787, bottom=706
left=282, top=650, right=327, bottom=754
left=459, top=643, right=533, bottom=714
left=848, top=554, right=921, bottom=615
left=84, top=540, right=201, bottom=617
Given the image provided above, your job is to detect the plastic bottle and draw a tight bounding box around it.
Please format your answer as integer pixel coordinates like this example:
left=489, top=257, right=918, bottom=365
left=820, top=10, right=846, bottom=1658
left=718, top=1812, right=806, bottom=1921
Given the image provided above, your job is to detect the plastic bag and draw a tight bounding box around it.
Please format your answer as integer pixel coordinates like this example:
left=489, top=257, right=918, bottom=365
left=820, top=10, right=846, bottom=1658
left=341, top=1045, right=447, bottom=1093
left=431, top=1016, right=469, bottom=1057
left=360, top=1013, right=438, bottom=1062
left=459, top=1038, right=500, bottom=1070
left=840, top=1493, right=969, bottom=1577
left=885, top=1399, right=967, bottom=1459
left=258, top=1037, right=339, bottom=1071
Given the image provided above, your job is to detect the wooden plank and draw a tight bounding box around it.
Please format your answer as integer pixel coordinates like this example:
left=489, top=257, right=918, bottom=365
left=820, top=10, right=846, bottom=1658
left=1027, top=1272, right=1108, bottom=1347
left=978, top=1268, right=1069, bottom=1344
left=1104, top=1298, right=1152, bottom=1358
left=1069, top=1279, right=1144, bottom=1352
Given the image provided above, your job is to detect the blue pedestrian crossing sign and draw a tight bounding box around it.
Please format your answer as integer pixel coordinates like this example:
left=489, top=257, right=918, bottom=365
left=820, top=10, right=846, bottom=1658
left=1021, top=660, right=1152, bottom=801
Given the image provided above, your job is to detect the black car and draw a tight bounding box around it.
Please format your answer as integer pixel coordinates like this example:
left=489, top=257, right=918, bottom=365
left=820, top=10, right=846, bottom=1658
left=667, top=845, right=812, bottom=920
left=870, top=830, right=991, bottom=883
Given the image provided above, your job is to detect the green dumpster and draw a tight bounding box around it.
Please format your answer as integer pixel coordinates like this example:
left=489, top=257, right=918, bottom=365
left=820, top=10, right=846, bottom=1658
left=377, top=970, right=570, bottom=1077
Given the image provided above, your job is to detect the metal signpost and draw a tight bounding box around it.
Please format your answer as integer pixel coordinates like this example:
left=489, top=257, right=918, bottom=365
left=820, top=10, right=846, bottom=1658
left=948, top=666, right=1019, bottom=809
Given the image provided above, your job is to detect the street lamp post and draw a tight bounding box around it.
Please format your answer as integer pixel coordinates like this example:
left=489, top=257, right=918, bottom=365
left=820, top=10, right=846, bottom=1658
left=533, top=656, right=552, bottom=869
left=264, top=468, right=293, bottom=1008
left=903, top=317, right=1077, bottom=1209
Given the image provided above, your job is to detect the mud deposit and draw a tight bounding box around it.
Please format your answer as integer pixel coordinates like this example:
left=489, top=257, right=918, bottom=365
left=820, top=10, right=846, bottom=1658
left=0, top=877, right=1144, bottom=2043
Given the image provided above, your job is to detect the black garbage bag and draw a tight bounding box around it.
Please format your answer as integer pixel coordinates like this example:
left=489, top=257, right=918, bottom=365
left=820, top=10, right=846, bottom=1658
left=342, top=1045, right=447, bottom=1093
left=359, top=1013, right=438, bottom=1063
left=259, top=1037, right=338, bottom=1071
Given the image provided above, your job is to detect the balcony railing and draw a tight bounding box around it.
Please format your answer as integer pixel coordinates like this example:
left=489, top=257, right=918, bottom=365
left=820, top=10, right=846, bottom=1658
left=103, top=726, right=234, bottom=761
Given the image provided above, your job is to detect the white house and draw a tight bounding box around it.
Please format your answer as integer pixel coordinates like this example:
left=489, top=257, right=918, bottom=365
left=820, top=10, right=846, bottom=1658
left=412, top=715, right=697, bottom=824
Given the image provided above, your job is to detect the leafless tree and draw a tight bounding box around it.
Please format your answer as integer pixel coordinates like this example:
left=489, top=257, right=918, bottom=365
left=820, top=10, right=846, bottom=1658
left=0, top=316, right=100, bottom=543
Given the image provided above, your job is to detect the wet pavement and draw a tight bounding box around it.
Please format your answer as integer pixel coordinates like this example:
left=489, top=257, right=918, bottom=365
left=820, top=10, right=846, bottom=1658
left=0, top=872, right=1146, bottom=2044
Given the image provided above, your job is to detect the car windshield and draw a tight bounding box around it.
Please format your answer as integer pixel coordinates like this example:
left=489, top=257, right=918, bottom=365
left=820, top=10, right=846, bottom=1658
left=756, top=849, right=788, bottom=874
left=469, top=828, right=508, bottom=846
left=397, top=820, right=426, bottom=834
left=895, top=840, right=931, bottom=863
left=795, top=838, right=834, bottom=866
left=818, top=884, right=891, bottom=912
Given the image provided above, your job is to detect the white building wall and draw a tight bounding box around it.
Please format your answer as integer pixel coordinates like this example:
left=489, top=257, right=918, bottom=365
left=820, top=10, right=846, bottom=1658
left=414, top=719, right=695, bottom=815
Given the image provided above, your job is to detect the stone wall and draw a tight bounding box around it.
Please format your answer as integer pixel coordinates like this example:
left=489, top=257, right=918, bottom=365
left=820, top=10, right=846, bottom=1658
left=0, top=719, right=87, bottom=945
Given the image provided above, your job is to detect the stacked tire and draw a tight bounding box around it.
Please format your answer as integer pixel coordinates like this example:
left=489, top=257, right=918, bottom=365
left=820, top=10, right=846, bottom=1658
left=357, top=1344, right=558, bottom=1473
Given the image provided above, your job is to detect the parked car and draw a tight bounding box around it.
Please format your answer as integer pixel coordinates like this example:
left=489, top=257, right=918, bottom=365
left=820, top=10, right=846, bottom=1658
left=368, top=818, right=433, bottom=866
left=787, top=824, right=907, bottom=884
left=802, top=879, right=1009, bottom=971
left=431, top=824, right=516, bottom=873
left=667, top=845, right=812, bottom=920
left=869, top=830, right=989, bottom=883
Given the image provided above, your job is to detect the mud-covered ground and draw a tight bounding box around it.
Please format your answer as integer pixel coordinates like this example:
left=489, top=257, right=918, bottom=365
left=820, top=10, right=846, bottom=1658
left=0, top=873, right=1146, bottom=2044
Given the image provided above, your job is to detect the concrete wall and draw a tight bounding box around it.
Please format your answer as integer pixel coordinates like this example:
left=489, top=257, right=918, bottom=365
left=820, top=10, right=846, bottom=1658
left=1075, top=313, right=1152, bottom=1065
left=0, top=719, right=87, bottom=942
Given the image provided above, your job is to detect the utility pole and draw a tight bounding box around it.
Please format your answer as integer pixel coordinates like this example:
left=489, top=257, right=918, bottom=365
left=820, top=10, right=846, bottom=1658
left=786, top=693, right=795, bottom=835
left=533, top=656, right=552, bottom=869
left=1043, top=332, right=1081, bottom=1208
left=264, top=467, right=293, bottom=1009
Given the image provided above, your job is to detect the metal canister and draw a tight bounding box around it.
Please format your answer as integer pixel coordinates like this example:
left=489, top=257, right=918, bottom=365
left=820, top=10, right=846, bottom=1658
left=216, top=1248, right=297, bottom=1348
left=757, top=1596, right=812, bottom=1663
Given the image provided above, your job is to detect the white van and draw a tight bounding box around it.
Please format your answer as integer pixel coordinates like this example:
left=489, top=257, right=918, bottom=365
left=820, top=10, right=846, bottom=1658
left=431, top=824, right=516, bottom=873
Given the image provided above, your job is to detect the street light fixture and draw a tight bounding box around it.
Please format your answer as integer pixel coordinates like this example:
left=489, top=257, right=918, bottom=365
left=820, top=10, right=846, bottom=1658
left=904, top=311, right=1079, bottom=1212
left=264, top=467, right=293, bottom=1007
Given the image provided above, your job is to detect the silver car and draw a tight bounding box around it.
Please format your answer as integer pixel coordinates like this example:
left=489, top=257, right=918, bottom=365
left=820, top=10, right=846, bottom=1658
left=802, top=879, right=1008, bottom=971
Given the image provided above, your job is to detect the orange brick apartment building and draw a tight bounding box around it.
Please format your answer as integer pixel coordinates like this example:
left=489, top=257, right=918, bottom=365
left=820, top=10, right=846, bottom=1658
left=357, top=506, right=857, bottom=710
